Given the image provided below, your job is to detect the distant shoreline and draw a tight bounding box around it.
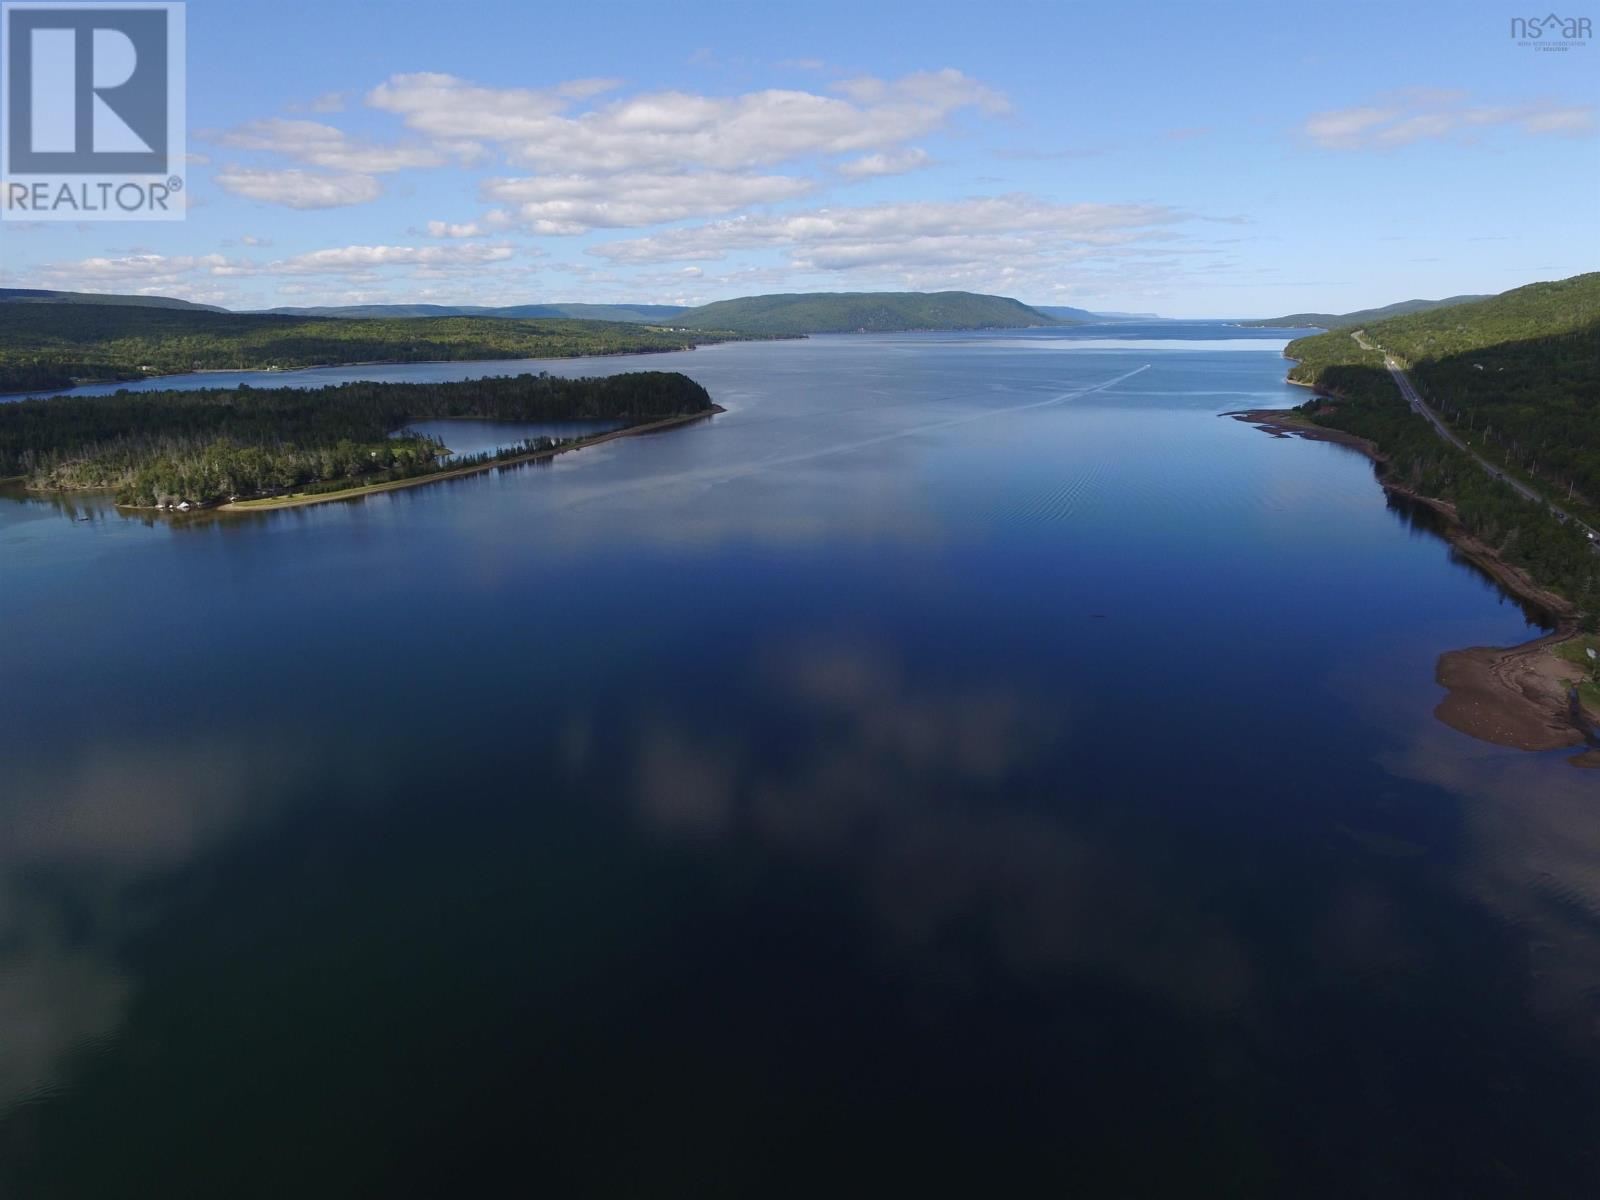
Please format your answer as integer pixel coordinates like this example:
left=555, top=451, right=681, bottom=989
left=0, top=342, right=728, bottom=400
left=205, top=406, right=723, bottom=513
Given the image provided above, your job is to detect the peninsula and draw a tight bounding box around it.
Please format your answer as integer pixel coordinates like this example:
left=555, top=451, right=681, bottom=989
left=0, top=371, right=717, bottom=511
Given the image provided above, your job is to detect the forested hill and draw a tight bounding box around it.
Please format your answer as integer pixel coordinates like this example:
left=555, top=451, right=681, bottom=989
left=1350, top=273, right=1598, bottom=357
left=255, top=302, right=689, bottom=322
left=0, top=303, right=750, bottom=395
left=1243, top=294, right=1488, bottom=329
left=671, top=291, right=1063, bottom=334
left=0, top=287, right=226, bottom=312
left=1282, top=272, right=1600, bottom=612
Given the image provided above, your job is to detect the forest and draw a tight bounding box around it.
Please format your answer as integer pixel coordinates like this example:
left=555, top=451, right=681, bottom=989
left=0, top=302, right=751, bottom=394
left=1283, top=273, right=1600, bottom=615
left=0, top=370, right=714, bottom=508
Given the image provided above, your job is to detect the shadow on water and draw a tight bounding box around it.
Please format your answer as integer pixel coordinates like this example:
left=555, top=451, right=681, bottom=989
left=1383, top=489, right=1560, bottom=632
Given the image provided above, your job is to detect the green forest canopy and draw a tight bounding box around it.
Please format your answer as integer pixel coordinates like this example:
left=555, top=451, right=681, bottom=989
left=1, top=370, right=714, bottom=508
left=1284, top=272, right=1600, bottom=614
left=0, top=303, right=754, bottom=394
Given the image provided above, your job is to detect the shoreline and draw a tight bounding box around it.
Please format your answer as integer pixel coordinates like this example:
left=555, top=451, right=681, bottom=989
left=128, top=407, right=724, bottom=514
left=1229, top=407, right=1598, bottom=757
left=0, top=337, right=768, bottom=400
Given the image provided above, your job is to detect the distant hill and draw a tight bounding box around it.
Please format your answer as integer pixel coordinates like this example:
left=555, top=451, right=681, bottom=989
left=0, top=302, right=754, bottom=394
left=1243, top=294, right=1489, bottom=330
left=257, top=302, right=689, bottom=323
left=1357, top=275, right=1597, bottom=351
left=2, top=287, right=1062, bottom=333
left=672, top=291, right=1064, bottom=335
left=0, top=287, right=226, bottom=313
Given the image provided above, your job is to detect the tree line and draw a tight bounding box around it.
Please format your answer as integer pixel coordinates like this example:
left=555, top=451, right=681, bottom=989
left=1300, top=273, right=1600, bottom=515
left=1, top=370, right=714, bottom=507
left=0, top=302, right=756, bottom=394
left=1282, top=277, right=1600, bottom=617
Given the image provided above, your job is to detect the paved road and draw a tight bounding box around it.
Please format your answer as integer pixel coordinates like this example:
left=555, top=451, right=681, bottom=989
left=1351, top=330, right=1600, bottom=552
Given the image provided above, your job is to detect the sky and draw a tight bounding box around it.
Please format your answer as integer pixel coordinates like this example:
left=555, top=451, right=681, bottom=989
left=0, top=0, right=1596, bottom=316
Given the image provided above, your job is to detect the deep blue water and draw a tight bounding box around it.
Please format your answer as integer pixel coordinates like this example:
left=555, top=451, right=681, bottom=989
left=2, top=326, right=1596, bottom=1196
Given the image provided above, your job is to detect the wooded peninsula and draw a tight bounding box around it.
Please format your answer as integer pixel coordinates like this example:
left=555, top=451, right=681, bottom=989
left=0, top=371, right=716, bottom=509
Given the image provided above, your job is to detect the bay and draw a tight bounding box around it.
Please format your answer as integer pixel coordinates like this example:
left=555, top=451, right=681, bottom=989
left=1, top=325, right=1594, bottom=1195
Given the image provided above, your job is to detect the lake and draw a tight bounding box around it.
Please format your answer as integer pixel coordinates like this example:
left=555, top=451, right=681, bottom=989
left=2, top=324, right=1596, bottom=1196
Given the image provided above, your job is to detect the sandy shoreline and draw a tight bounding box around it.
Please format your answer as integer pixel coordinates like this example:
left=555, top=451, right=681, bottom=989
left=169, top=407, right=722, bottom=514
left=1229, top=407, right=1598, bottom=758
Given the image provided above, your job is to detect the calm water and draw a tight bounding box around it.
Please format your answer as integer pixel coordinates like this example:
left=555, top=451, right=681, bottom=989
left=2, top=326, right=1596, bottom=1196
left=396, top=418, right=627, bottom=462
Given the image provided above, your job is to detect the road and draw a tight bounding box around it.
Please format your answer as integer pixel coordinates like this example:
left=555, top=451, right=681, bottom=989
left=1350, top=329, right=1600, bottom=551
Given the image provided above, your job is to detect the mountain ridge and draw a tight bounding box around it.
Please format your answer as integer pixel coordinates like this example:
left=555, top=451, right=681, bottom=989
left=1242, top=294, right=1490, bottom=330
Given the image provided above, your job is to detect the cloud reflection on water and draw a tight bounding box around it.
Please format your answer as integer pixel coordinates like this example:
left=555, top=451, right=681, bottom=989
left=626, top=638, right=1259, bottom=1018
left=0, top=738, right=296, bottom=1114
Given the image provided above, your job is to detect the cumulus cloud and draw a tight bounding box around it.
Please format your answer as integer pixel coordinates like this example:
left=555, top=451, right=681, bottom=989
left=211, top=118, right=447, bottom=172
left=200, top=69, right=1010, bottom=242
left=579, top=194, right=1190, bottom=299
left=478, top=169, right=816, bottom=233
left=424, top=215, right=510, bottom=238
left=214, top=167, right=383, bottom=209
left=238, top=243, right=515, bottom=276
left=1302, top=93, right=1595, bottom=149
left=366, top=68, right=1004, bottom=174
left=836, top=148, right=933, bottom=178
left=589, top=194, right=1183, bottom=266
left=35, top=243, right=516, bottom=293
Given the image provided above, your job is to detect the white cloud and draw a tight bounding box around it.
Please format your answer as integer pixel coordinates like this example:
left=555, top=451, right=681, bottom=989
left=214, top=167, right=383, bottom=209
left=590, top=194, right=1183, bottom=265
left=1303, top=94, right=1595, bottom=149
left=580, top=194, right=1191, bottom=299
left=836, top=148, right=933, bottom=178
left=422, top=219, right=496, bottom=238
left=366, top=68, right=1004, bottom=174
left=36, top=244, right=516, bottom=292
left=211, top=118, right=447, bottom=172
left=234, top=243, right=516, bottom=276
left=43, top=253, right=234, bottom=284
left=478, top=170, right=815, bottom=233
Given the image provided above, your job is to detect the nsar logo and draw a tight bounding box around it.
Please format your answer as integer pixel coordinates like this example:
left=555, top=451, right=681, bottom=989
left=1510, top=12, right=1592, bottom=49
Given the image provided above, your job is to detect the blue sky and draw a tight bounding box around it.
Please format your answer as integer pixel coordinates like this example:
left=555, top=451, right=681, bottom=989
left=1, top=0, right=1596, bottom=315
